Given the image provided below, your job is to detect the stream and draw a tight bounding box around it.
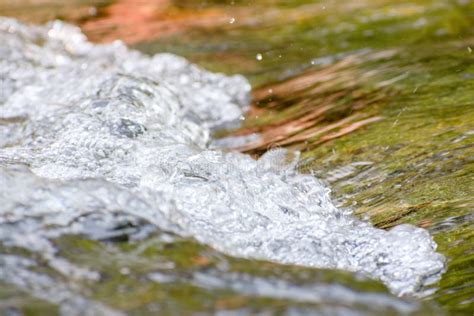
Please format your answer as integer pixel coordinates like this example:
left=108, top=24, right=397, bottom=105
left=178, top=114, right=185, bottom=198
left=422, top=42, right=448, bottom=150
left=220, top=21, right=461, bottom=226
left=0, top=1, right=473, bottom=315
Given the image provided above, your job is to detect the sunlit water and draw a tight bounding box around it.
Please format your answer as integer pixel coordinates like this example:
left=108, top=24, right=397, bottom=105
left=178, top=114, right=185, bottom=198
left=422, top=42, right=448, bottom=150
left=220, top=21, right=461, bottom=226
left=0, top=18, right=445, bottom=313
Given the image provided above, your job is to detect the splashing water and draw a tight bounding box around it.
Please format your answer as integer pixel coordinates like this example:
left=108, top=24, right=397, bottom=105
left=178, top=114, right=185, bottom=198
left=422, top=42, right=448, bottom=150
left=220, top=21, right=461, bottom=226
left=0, top=18, right=445, bottom=310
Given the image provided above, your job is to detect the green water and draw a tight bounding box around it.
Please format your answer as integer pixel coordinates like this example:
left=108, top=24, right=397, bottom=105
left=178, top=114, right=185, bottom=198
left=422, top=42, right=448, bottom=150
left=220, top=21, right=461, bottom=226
left=1, top=0, right=473, bottom=315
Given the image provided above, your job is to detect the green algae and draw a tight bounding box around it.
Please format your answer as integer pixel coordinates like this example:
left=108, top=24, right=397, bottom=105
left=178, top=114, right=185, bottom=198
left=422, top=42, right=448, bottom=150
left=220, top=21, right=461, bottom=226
left=0, top=283, right=58, bottom=316
left=44, top=234, right=438, bottom=315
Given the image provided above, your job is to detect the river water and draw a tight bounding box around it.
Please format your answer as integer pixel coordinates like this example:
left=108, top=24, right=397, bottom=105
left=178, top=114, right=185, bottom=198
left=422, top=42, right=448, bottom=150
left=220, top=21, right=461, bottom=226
left=0, top=18, right=447, bottom=314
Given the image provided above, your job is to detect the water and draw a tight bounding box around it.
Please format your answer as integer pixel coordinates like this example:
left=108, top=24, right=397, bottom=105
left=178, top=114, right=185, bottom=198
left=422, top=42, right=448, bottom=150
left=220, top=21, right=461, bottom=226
left=0, top=18, right=446, bottom=313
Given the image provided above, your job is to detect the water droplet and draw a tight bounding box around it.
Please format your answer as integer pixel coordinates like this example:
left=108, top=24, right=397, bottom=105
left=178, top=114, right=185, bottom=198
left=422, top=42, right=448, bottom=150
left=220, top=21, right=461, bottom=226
left=120, top=267, right=130, bottom=275
left=229, top=17, right=236, bottom=24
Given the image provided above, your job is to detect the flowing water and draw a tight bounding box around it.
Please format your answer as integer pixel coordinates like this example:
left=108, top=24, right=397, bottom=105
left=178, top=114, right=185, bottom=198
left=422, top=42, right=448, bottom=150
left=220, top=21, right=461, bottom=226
left=0, top=17, right=448, bottom=315
left=0, top=0, right=473, bottom=315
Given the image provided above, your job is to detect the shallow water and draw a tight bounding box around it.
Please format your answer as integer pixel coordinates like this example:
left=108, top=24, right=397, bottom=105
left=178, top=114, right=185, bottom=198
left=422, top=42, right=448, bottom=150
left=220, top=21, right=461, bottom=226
left=0, top=18, right=450, bottom=314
